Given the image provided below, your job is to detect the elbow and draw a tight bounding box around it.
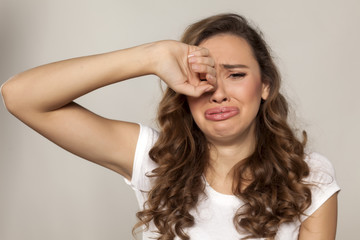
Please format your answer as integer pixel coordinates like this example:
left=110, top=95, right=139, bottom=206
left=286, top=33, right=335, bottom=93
left=1, top=76, right=23, bottom=115
left=1, top=80, right=12, bottom=112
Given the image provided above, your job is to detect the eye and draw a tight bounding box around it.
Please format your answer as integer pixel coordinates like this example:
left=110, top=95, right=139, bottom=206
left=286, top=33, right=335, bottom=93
left=230, top=73, right=247, bottom=78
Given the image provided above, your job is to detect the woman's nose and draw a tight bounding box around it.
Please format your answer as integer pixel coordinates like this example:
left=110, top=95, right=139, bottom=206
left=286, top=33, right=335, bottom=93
left=209, top=80, right=229, bottom=103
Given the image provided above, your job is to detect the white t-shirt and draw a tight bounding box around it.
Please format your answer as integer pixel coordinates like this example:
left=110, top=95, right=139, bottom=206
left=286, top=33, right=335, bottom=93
left=125, top=125, right=340, bottom=240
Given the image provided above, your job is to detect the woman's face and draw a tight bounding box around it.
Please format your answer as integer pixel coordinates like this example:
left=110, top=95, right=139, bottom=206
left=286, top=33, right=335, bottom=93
left=187, top=34, right=269, bottom=146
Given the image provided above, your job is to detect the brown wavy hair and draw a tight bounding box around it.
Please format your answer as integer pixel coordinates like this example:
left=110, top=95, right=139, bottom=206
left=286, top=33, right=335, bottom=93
left=134, top=13, right=311, bottom=239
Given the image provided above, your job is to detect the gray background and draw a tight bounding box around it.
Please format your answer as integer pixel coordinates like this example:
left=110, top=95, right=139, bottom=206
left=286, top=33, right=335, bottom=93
left=0, top=0, right=358, bottom=239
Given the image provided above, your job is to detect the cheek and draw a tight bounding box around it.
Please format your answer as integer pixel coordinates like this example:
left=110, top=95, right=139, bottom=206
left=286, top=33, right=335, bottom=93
left=230, top=80, right=263, bottom=102
left=187, top=96, right=205, bottom=115
left=186, top=95, right=209, bottom=124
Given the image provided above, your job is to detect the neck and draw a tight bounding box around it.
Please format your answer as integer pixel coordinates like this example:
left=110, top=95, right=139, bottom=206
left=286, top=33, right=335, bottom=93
left=205, top=128, right=256, bottom=194
left=208, top=140, right=254, bottom=177
left=207, top=123, right=256, bottom=176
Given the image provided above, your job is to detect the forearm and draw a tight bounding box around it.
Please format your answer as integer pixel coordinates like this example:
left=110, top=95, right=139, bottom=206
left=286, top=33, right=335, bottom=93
left=1, top=42, right=156, bottom=115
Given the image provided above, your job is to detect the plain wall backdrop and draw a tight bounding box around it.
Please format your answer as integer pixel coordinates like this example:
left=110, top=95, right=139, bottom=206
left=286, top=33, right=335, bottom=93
left=0, top=0, right=359, bottom=239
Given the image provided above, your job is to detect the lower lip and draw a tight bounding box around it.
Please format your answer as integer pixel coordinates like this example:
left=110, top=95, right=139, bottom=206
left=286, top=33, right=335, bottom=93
left=205, top=107, right=240, bottom=121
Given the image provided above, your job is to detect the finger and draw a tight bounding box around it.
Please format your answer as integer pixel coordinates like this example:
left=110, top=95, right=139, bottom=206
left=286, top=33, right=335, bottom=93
left=196, top=73, right=216, bottom=89
left=188, top=46, right=210, bottom=57
left=190, top=64, right=216, bottom=78
left=188, top=61, right=217, bottom=88
left=193, top=84, right=215, bottom=96
left=188, top=54, right=216, bottom=81
left=205, top=73, right=217, bottom=86
left=187, top=66, right=216, bottom=89
left=188, top=56, right=215, bottom=67
left=176, top=83, right=215, bottom=97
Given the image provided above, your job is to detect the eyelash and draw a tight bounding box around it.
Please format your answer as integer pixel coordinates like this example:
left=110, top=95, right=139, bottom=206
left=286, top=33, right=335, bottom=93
left=229, top=73, right=246, bottom=78
left=199, top=73, right=246, bottom=81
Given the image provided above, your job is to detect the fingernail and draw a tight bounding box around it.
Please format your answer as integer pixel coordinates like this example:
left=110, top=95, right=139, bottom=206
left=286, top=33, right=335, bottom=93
left=188, top=54, right=195, bottom=58
left=188, top=57, right=195, bottom=63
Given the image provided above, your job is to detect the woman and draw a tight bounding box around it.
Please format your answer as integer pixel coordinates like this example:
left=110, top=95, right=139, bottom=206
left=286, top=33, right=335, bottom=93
left=1, top=13, right=339, bottom=239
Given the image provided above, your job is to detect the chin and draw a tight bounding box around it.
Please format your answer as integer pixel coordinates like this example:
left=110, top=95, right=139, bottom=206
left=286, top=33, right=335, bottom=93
left=205, top=127, right=243, bottom=141
left=210, top=119, right=242, bottom=134
left=204, top=121, right=255, bottom=145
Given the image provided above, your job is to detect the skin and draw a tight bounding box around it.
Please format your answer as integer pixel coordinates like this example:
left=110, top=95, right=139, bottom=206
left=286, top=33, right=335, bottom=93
left=1, top=41, right=215, bottom=180
left=299, top=192, right=338, bottom=240
left=1, top=34, right=337, bottom=239
left=187, top=35, right=269, bottom=193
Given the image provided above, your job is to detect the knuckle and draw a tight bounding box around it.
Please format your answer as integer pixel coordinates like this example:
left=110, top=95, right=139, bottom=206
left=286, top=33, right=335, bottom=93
left=201, top=48, right=209, bottom=55
left=200, top=65, right=208, bottom=72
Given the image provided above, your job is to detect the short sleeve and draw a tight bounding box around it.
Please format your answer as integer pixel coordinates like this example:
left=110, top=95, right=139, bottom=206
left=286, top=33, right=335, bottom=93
left=124, top=124, right=159, bottom=192
left=302, top=152, right=340, bottom=221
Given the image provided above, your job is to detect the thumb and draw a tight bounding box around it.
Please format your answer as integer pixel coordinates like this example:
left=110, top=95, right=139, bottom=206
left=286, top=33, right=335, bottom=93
left=173, top=83, right=214, bottom=97
left=190, top=84, right=215, bottom=97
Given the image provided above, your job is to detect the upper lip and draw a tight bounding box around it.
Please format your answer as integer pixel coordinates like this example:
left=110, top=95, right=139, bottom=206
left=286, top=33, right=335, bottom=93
left=205, top=106, right=239, bottom=115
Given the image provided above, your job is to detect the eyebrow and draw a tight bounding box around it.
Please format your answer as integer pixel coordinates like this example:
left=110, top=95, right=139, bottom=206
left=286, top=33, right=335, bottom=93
left=221, top=64, right=249, bottom=69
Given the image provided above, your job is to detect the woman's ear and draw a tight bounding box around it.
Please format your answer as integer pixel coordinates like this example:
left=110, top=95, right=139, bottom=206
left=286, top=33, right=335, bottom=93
left=261, top=83, right=270, bottom=100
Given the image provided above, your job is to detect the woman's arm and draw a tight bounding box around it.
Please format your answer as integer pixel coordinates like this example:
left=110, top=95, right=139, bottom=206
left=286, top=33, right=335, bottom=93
left=1, top=41, right=216, bottom=180
left=298, top=192, right=338, bottom=240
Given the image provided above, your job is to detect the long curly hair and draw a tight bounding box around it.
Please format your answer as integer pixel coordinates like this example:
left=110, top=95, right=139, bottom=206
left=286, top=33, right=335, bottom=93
left=134, top=13, right=311, bottom=239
